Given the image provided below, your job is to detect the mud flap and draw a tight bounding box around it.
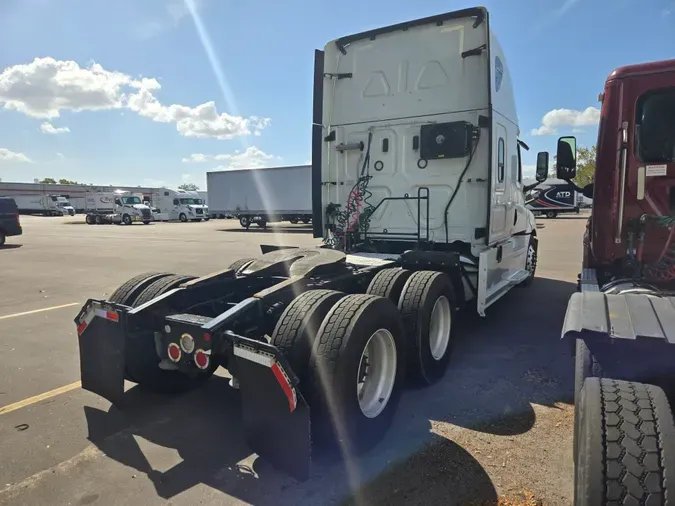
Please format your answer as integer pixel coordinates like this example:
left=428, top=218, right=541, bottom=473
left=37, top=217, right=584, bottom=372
left=232, top=338, right=311, bottom=481
left=75, top=299, right=127, bottom=407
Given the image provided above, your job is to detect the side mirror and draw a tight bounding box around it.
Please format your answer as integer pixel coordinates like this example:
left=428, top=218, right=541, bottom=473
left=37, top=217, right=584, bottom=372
left=114, top=198, right=121, bottom=205
left=535, top=152, right=549, bottom=182
left=556, top=136, right=577, bottom=179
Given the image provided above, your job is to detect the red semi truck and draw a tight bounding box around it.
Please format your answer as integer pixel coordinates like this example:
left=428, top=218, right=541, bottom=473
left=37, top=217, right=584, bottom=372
left=542, top=59, right=675, bottom=505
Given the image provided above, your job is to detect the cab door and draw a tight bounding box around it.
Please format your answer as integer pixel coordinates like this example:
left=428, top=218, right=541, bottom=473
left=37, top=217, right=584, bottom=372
left=489, top=123, right=508, bottom=244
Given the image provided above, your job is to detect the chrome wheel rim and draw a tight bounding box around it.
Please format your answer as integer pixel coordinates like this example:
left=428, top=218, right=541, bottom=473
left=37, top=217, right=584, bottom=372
left=357, top=329, right=397, bottom=419
left=429, top=295, right=452, bottom=361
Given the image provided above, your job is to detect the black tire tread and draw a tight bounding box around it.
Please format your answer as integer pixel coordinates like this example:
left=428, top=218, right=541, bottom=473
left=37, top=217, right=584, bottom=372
left=229, top=258, right=255, bottom=272
left=597, top=379, right=674, bottom=505
left=398, top=270, right=454, bottom=383
left=310, top=294, right=376, bottom=390
left=272, top=290, right=345, bottom=384
left=366, top=268, right=412, bottom=302
left=108, top=272, right=172, bottom=305
left=134, top=274, right=196, bottom=307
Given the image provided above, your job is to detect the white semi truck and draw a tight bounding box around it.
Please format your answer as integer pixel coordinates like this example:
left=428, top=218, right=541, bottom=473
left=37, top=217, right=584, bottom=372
left=13, top=194, right=75, bottom=216
left=84, top=190, right=153, bottom=225
left=146, top=188, right=209, bottom=222
left=74, top=7, right=548, bottom=480
left=207, top=165, right=313, bottom=228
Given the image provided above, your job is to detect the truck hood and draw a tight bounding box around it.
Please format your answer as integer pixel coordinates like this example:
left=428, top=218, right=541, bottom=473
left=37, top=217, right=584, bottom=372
left=132, top=204, right=150, bottom=211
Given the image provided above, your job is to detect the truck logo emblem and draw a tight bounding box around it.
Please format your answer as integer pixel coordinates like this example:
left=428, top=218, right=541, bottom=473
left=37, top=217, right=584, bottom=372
left=556, top=191, right=571, bottom=198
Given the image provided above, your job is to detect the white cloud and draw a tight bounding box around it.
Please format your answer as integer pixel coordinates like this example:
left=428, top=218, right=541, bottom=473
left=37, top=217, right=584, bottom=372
left=183, top=146, right=279, bottom=168
left=0, top=57, right=270, bottom=139
left=40, top=121, right=70, bottom=134
left=531, top=106, right=600, bottom=136
left=0, top=148, right=32, bottom=163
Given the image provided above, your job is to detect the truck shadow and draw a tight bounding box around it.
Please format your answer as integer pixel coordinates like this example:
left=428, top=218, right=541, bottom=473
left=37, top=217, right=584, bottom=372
left=218, top=225, right=313, bottom=235
left=0, top=244, right=22, bottom=249
left=82, top=276, right=575, bottom=504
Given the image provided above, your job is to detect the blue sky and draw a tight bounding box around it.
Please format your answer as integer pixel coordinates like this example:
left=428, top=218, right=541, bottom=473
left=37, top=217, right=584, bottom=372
left=0, top=0, right=673, bottom=189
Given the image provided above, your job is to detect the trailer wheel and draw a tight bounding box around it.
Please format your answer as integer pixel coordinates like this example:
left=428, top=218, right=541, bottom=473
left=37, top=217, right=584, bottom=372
left=546, top=210, right=558, bottom=219
left=108, top=272, right=173, bottom=306
left=366, top=268, right=412, bottom=303
left=302, top=218, right=311, bottom=224
left=239, top=216, right=250, bottom=228
left=520, top=234, right=538, bottom=287
left=398, top=271, right=455, bottom=385
left=289, top=218, right=299, bottom=224
left=0, top=231, right=5, bottom=246
left=575, top=378, right=675, bottom=506
left=142, top=220, right=151, bottom=225
left=95, top=215, right=103, bottom=225
left=179, top=213, right=187, bottom=223
left=133, top=274, right=196, bottom=308
left=272, top=290, right=346, bottom=392
left=228, top=257, right=255, bottom=273
left=308, top=294, right=405, bottom=452
left=85, top=214, right=94, bottom=225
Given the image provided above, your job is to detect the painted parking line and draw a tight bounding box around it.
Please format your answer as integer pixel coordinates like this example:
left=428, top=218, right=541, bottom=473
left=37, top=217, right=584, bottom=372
left=0, top=381, right=82, bottom=416
left=0, top=302, right=80, bottom=321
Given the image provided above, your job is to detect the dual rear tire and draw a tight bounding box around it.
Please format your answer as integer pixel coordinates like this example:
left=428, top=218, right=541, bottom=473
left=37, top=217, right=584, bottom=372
left=271, top=269, right=456, bottom=455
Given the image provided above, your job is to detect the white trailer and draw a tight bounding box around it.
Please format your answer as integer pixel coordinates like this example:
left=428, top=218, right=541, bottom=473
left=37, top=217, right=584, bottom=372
left=12, top=194, right=75, bottom=216
left=146, top=188, right=209, bottom=222
left=207, top=165, right=312, bottom=228
left=84, top=190, right=153, bottom=225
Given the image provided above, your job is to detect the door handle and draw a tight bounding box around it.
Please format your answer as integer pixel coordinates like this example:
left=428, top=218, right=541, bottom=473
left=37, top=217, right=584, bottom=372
left=514, top=212, right=518, bottom=225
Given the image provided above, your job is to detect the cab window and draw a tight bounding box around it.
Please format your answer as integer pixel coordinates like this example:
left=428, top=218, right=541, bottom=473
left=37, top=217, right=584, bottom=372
left=636, top=87, right=675, bottom=163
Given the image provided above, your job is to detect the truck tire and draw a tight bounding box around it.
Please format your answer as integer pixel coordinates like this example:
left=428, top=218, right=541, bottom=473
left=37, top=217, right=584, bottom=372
left=398, top=271, right=455, bottom=385
left=520, top=234, right=538, bottom=287
left=228, top=257, right=255, bottom=273
left=289, top=218, right=299, bottom=224
left=271, top=290, right=346, bottom=392
left=366, top=268, right=412, bottom=303
left=0, top=231, right=5, bottom=246
left=179, top=213, right=187, bottom=223
left=142, top=220, right=151, bottom=225
left=574, top=339, right=604, bottom=463
left=85, top=214, right=94, bottom=225
left=239, top=216, right=250, bottom=228
left=302, top=218, right=311, bottom=224
left=308, top=294, right=406, bottom=452
left=95, top=214, right=103, bottom=225
left=122, top=214, right=132, bottom=225
left=133, top=274, right=196, bottom=307
left=546, top=210, right=558, bottom=219
left=575, top=378, right=675, bottom=506
left=108, top=272, right=173, bottom=306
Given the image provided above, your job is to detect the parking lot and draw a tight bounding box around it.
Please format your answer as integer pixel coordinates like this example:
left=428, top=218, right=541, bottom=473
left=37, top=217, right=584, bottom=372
left=0, top=214, right=587, bottom=505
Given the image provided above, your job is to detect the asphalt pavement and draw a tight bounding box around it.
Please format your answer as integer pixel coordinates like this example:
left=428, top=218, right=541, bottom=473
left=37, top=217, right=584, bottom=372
left=0, top=213, right=588, bottom=505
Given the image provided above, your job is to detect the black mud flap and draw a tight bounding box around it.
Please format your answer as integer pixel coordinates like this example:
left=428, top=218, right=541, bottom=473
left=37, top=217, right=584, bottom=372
left=75, top=299, right=128, bottom=407
left=232, top=336, right=311, bottom=481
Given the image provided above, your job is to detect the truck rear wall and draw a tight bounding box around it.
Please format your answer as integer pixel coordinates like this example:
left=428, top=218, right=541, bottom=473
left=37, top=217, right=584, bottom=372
left=207, top=165, right=312, bottom=214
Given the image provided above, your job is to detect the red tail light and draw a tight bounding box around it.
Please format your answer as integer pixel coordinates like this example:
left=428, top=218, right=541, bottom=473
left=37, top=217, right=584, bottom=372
left=194, top=349, right=209, bottom=370
left=14, top=213, right=20, bottom=226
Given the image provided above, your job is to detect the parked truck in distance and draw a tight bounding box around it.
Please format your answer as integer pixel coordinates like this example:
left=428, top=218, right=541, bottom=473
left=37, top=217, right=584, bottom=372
left=542, top=58, right=675, bottom=505
left=84, top=190, right=153, bottom=225
left=13, top=194, right=75, bottom=216
left=525, top=179, right=579, bottom=218
left=207, top=165, right=312, bottom=228
left=146, top=188, right=209, bottom=222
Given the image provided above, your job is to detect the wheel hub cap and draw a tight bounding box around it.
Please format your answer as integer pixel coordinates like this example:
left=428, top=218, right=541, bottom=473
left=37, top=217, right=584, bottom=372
left=357, top=329, right=397, bottom=419
left=429, top=295, right=452, bottom=361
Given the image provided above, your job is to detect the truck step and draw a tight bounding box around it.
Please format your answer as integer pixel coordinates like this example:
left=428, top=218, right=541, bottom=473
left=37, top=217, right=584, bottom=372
left=506, top=269, right=530, bottom=284
left=346, top=252, right=400, bottom=267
